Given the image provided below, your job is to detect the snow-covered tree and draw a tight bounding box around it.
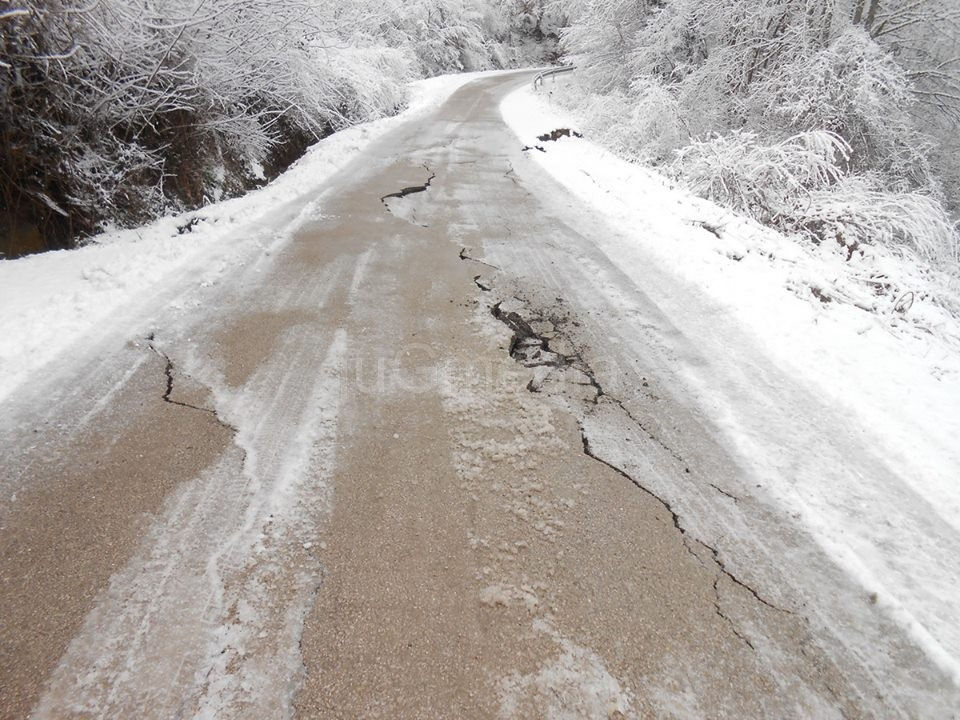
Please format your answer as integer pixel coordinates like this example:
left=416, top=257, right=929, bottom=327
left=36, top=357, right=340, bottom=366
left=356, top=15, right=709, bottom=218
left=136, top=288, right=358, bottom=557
left=551, top=0, right=960, bottom=261
left=0, top=0, right=555, bottom=254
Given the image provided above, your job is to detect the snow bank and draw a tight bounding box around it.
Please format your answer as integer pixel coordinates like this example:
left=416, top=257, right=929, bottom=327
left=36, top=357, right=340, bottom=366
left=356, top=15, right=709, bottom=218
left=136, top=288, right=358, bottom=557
left=0, top=72, right=487, bottom=405
left=501, top=84, right=960, bottom=681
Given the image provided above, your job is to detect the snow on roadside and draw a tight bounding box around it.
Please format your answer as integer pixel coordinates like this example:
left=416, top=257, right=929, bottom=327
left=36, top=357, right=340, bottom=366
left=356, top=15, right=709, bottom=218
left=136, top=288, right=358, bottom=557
left=0, top=71, right=495, bottom=406
left=501, top=84, right=960, bottom=680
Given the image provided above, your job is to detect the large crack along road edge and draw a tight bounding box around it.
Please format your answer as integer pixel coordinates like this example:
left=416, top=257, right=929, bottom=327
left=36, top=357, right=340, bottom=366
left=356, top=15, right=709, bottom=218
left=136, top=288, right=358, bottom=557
left=469, top=258, right=795, bottom=656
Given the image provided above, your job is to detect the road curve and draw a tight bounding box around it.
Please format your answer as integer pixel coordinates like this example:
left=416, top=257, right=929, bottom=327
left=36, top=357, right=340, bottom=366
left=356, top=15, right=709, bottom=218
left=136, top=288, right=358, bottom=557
left=1, top=71, right=956, bottom=719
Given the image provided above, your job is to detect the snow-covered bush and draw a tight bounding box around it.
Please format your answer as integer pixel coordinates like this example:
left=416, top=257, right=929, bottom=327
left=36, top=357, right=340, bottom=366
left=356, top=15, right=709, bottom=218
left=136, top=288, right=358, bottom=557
left=1, top=0, right=555, bottom=255
left=381, top=0, right=489, bottom=75
left=479, top=0, right=565, bottom=66
left=756, top=28, right=930, bottom=183
left=306, top=47, right=416, bottom=131
left=552, top=0, right=960, bottom=267
left=552, top=76, right=684, bottom=163
left=557, top=0, right=650, bottom=91
left=673, top=130, right=849, bottom=223
left=794, top=178, right=960, bottom=263
left=1, top=0, right=391, bottom=249
left=674, top=130, right=959, bottom=261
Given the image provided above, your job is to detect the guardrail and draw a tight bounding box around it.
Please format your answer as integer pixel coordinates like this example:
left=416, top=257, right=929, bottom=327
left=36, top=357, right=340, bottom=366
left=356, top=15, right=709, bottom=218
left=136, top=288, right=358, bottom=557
left=533, top=65, right=576, bottom=91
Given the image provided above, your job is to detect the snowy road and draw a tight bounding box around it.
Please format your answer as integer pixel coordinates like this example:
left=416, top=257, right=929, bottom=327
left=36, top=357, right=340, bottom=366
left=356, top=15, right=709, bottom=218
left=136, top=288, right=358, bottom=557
left=1, top=71, right=958, bottom=718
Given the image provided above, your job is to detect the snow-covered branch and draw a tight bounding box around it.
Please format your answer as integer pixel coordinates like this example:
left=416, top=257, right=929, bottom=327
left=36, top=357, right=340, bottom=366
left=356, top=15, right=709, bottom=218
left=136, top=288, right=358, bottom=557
left=551, top=0, right=960, bottom=263
left=1, top=0, right=555, bottom=254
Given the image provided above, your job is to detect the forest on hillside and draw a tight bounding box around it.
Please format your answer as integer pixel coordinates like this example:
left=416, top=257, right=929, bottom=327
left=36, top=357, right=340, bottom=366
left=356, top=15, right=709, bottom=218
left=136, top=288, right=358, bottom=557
left=0, top=0, right=562, bottom=255
left=553, top=0, right=960, bottom=264
left=4, top=0, right=959, bottom=265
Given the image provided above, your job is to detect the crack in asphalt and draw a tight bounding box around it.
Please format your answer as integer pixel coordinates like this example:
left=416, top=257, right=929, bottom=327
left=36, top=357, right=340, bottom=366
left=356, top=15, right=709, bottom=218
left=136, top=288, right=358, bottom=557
left=484, top=286, right=792, bottom=625
left=490, top=301, right=570, bottom=368
left=145, top=333, right=237, bottom=433
left=578, top=417, right=784, bottom=635
left=380, top=164, right=436, bottom=205
left=379, top=164, right=436, bottom=227
left=489, top=300, right=689, bottom=473
left=709, top=482, right=741, bottom=503
left=459, top=247, right=500, bottom=270
left=713, top=576, right=756, bottom=650
left=145, top=332, right=326, bottom=697
left=583, top=375, right=790, bottom=614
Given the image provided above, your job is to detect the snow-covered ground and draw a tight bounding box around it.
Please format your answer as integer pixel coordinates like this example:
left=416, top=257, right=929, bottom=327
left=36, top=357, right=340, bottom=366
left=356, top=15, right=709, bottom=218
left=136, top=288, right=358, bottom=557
left=502, top=82, right=960, bottom=683
left=0, top=71, right=497, bottom=406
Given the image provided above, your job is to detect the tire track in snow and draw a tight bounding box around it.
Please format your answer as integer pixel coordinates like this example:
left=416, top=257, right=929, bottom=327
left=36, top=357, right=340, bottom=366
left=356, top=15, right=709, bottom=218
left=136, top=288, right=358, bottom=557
left=32, top=326, right=348, bottom=718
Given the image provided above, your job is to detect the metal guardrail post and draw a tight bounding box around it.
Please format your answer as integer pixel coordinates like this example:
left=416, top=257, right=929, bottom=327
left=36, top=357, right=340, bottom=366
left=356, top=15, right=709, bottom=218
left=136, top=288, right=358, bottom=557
left=533, top=65, right=576, bottom=91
